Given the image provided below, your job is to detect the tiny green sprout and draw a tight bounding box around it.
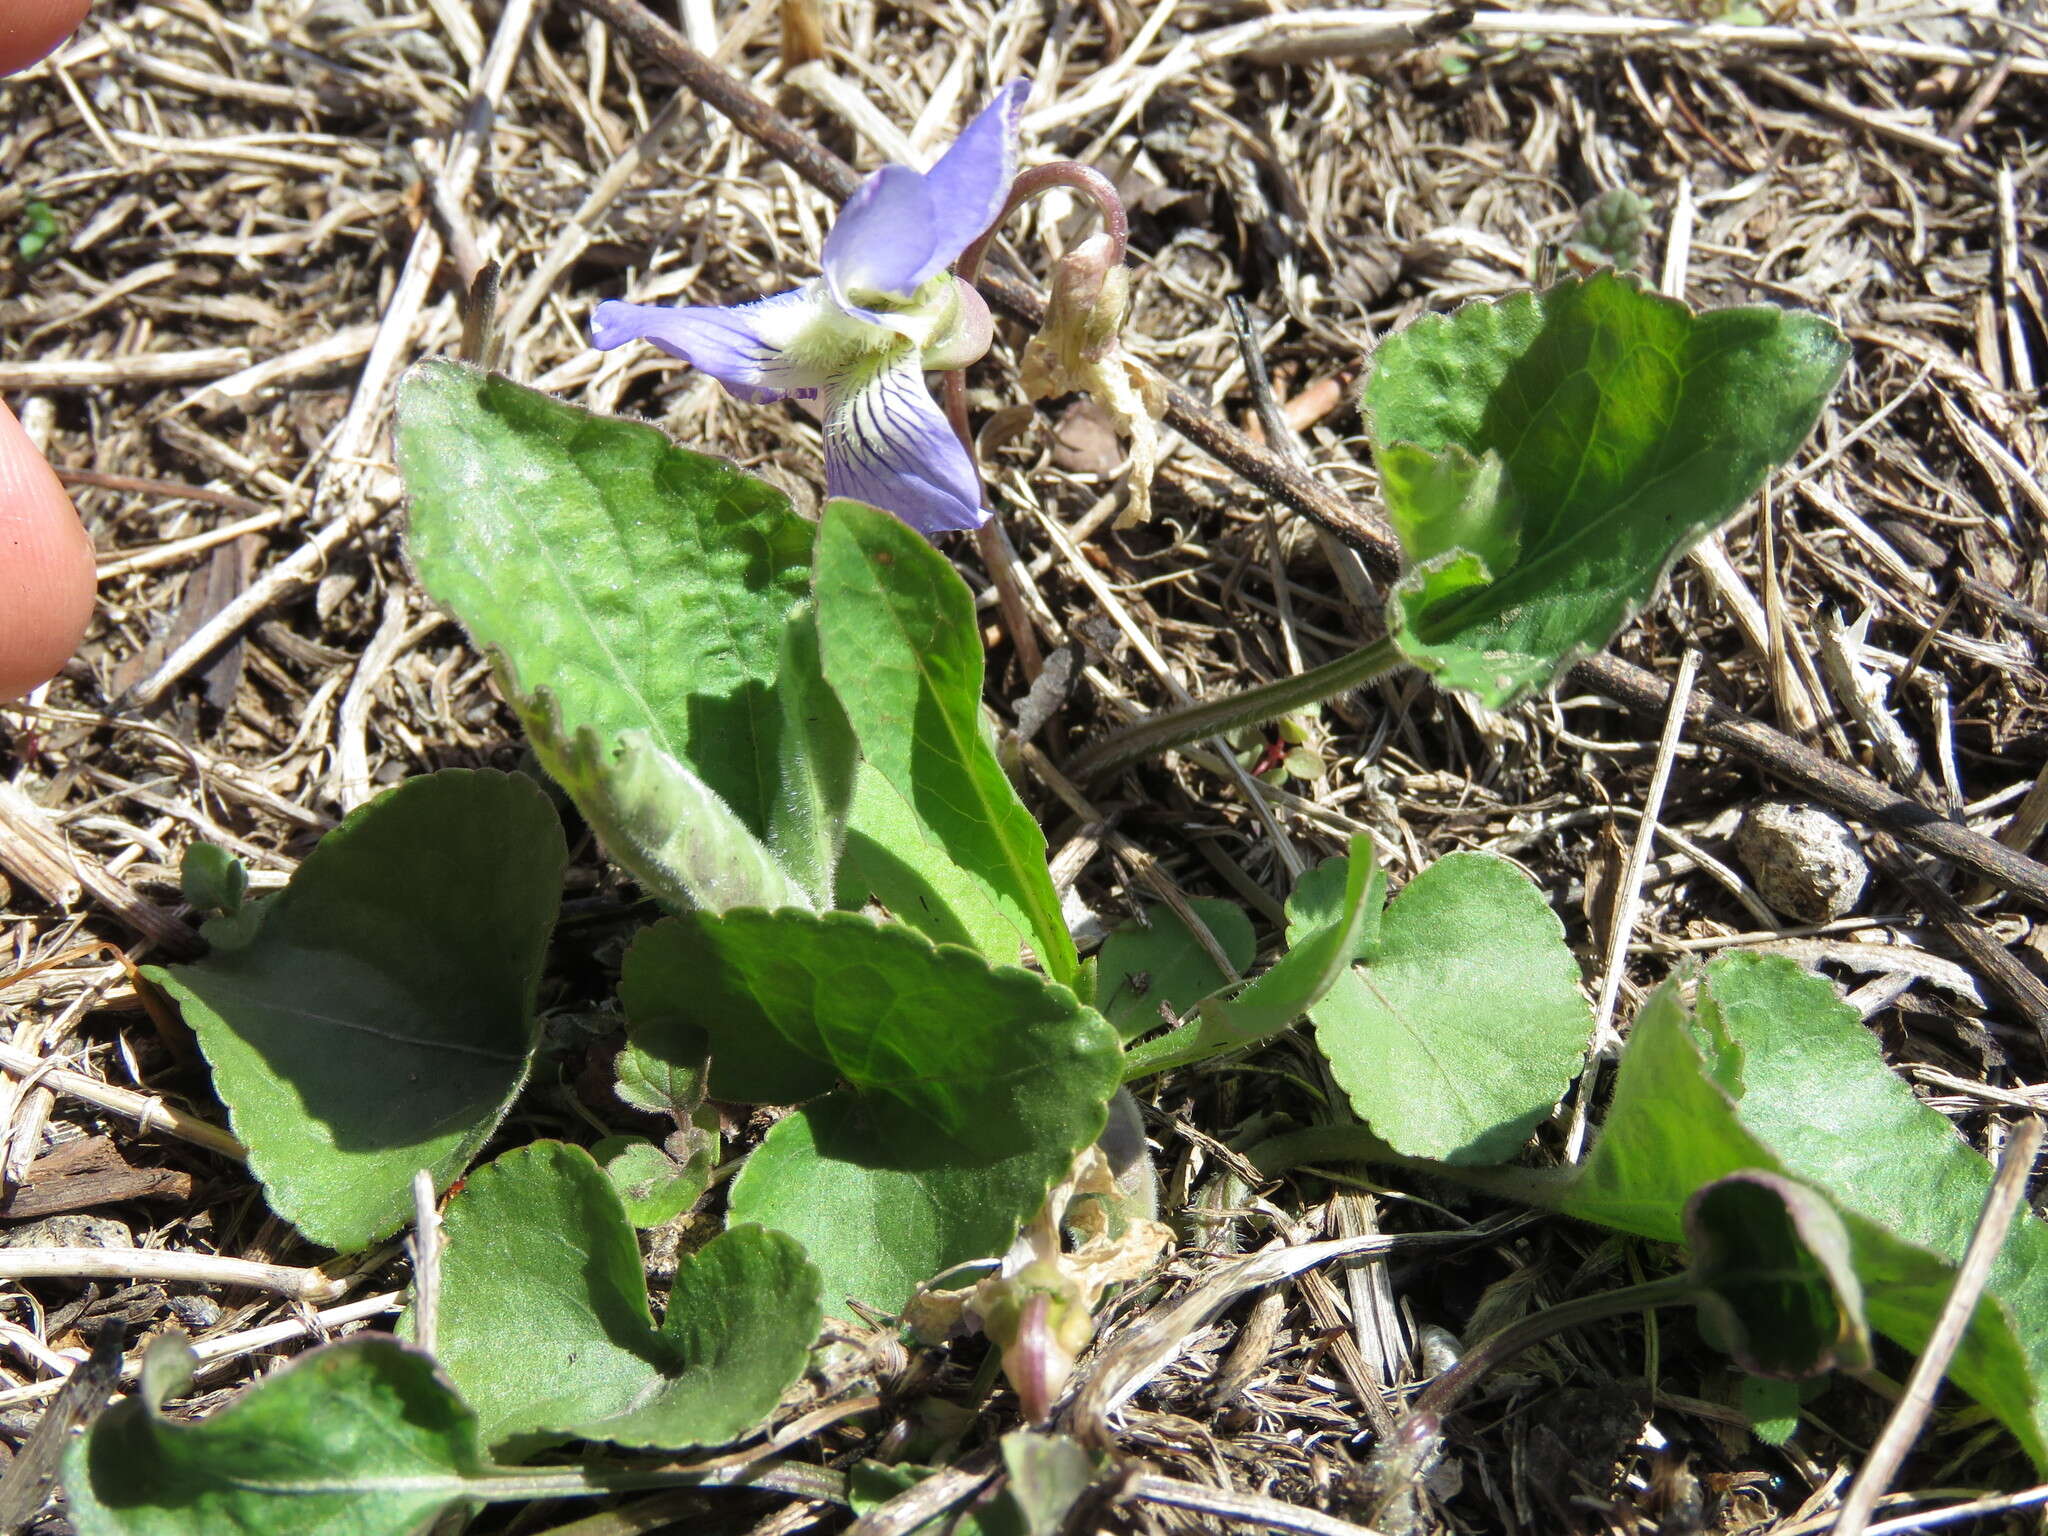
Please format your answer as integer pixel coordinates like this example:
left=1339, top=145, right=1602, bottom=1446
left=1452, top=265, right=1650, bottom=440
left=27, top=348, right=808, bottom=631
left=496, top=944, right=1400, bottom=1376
left=1565, top=187, right=1654, bottom=274
left=16, top=201, right=59, bottom=263
left=179, top=843, right=247, bottom=917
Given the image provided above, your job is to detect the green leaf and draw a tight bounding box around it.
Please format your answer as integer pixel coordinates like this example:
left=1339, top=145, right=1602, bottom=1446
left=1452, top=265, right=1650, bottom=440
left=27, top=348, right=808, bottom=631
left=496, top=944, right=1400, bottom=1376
left=731, top=1110, right=1074, bottom=1317
left=1297, top=852, right=1592, bottom=1164
left=1560, top=986, right=1761, bottom=1237
left=1378, top=442, right=1522, bottom=580
left=614, top=1041, right=704, bottom=1120
left=397, top=360, right=824, bottom=897
left=1363, top=271, right=1850, bottom=705
left=814, top=500, right=1076, bottom=983
left=427, top=1142, right=819, bottom=1452
left=623, top=909, right=1119, bottom=1312
left=1554, top=980, right=2044, bottom=1467
left=625, top=908, right=1120, bottom=1172
left=1001, top=1430, right=1102, bottom=1536
left=179, top=843, right=246, bottom=915
left=1284, top=853, right=1386, bottom=955
left=16, top=200, right=59, bottom=263
left=65, top=1336, right=490, bottom=1536
left=520, top=696, right=810, bottom=913
left=837, top=761, right=1029, bottom=964
left=1684, top=1170, right=1869, bottom=1378
left=148, top=770, right=564, bottom=1249
left=1096, top=899, right=1254, bottom=1044
left=1123, top=835, right=1379, bottom=1079
left=1696, top=953, right=2048, bottom=1462
left=594, top=1132, right=713, bottom=1227
left=1740, top=1374, right=1801, bottom=1446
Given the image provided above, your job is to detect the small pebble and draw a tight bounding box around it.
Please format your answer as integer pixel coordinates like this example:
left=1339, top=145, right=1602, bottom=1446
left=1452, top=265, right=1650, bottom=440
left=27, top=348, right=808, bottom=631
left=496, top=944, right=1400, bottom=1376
left=168, top=1295, right=225, bottom=1331
left=0, top=1213, right=132, bottom=1252
left=1735, top=801, right=1869, bottom=923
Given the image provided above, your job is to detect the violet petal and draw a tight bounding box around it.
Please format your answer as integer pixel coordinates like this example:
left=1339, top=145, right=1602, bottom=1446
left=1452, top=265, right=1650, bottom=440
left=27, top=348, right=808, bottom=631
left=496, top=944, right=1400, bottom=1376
left=821, top=164, right=940, bottom=312
left=917, top=80, right=1028, bottom=278
left=589, top=287, right=829, bottom=402
left=824, top=352, right=985, bottom=536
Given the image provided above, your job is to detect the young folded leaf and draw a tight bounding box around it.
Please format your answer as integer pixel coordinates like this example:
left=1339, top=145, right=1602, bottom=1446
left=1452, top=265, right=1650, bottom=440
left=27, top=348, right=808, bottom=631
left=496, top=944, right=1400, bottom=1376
left=1685, top=1169, right=1871, bottom=1378
left=1554, top=978, right=2044, bottom=1466
left=1121, top=833, right=1379, bottom=1079
left=1694, top=953, right=2048, bottom=1462
left=1364, top=271, right=1850, bottom=706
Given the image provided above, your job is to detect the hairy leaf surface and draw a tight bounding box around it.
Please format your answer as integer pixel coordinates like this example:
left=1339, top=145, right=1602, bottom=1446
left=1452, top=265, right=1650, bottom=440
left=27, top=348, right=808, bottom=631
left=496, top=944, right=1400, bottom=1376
left=398, top=360, right=843, bottom=906
left=814, top=500, right=1075, bottom=981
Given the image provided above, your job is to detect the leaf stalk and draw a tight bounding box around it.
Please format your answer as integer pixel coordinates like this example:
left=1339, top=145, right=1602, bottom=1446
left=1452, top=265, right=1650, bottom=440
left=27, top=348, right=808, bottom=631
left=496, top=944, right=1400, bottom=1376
left=1070, top=635, right=1408, bottom=781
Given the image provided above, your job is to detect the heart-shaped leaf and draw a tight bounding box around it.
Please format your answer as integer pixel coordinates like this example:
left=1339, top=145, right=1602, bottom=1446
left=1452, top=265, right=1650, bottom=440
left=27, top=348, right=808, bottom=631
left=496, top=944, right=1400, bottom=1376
left=397, top=360, right=845, bottom=907
left=625, top=909, right=1121, bottom=1312
left=425, top=1141, right=819, bottom=1453
left=1363, top=271, right=1850, bottom=705
left=594, top=1132, right=714, bottom=1227
left=614, top=1040, right=704, bottom=1120
left=1294, top=851, right=1591, bottom=1164
left=65, top=1336, right=491, bottom=1536
left=814, top=500, right=1076, bottom=983
left=729, top=1108, right=1092, bottom=1317
left=624, top=909, right=1117, bottom=1167
left=149, top=770, right=564, bottom=1249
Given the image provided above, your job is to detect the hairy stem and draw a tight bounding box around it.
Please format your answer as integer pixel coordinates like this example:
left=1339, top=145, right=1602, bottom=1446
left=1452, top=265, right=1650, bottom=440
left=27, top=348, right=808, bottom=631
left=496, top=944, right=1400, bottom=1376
left=1069, top=635, right=1408, bottom=781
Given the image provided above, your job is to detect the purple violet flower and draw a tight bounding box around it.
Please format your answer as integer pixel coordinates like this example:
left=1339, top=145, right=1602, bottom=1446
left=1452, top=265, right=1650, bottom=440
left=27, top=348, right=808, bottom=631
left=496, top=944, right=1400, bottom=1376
left=591, top=81, right=1028, bottom=537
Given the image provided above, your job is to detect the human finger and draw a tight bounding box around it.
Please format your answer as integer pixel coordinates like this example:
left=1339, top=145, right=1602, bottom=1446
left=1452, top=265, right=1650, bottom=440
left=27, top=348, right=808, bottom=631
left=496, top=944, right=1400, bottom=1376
left=0, top=0, right=89, bottom=77
left=0, top=401, right=96, bottom=701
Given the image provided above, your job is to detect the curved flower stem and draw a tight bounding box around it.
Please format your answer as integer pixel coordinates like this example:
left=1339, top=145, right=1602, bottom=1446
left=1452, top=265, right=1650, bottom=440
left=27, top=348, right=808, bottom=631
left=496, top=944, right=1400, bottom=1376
left=1404, top=1274, right=1701, bottom=1428
left=1067, top=634, right=1409, bottom=781
left=944, top=163, right=1130, bottom=681
left=956, top=161, right=1129, bottom=290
